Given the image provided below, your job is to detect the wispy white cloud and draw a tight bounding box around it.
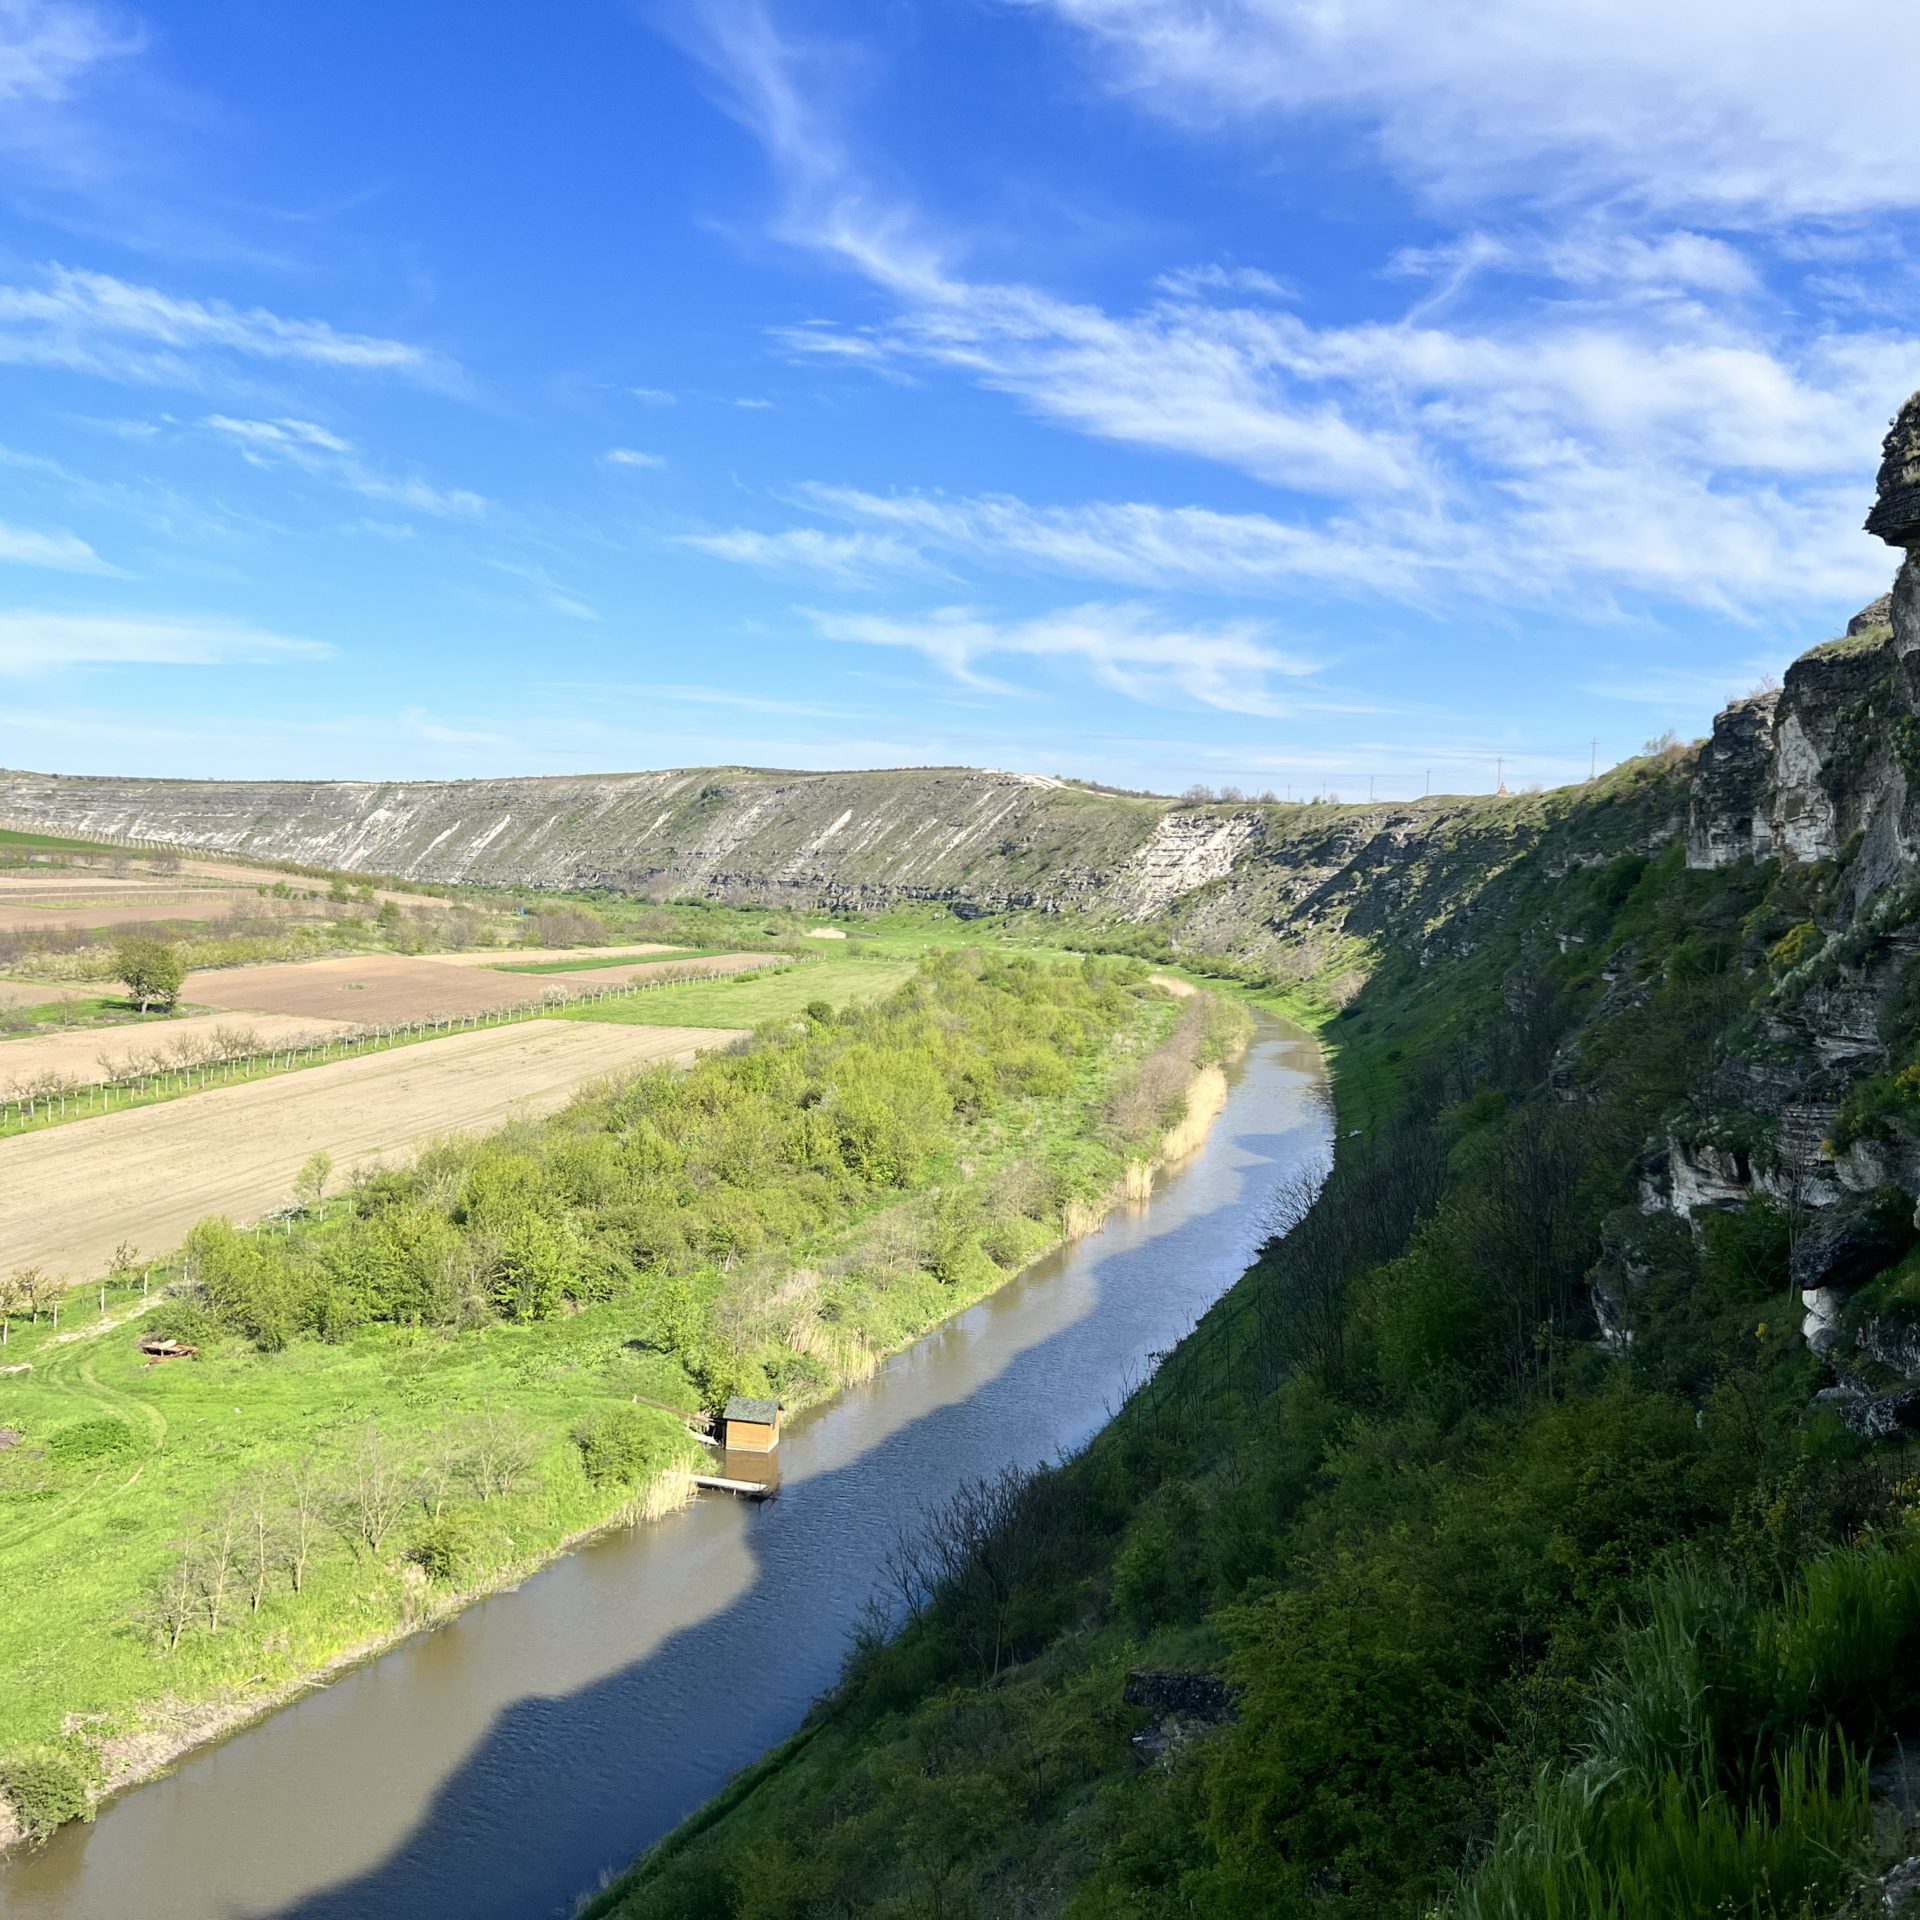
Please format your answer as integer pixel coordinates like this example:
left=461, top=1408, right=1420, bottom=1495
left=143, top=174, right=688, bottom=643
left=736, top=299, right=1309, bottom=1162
left=545, top=680, right=869, bottom=720
left=677, top=524, right=927, bottom=583
left=804, top=601, right=1331, bottom=716
left=627, top=386, right=677, bottom=406
left=0, top=517, right=112, bottom=572
left=799, top=484, right=1402, bottom=593
left=0, top=265, right=457, bottom=388
left=401, top=706, right=515, bottom=751
left=203, top=414, right=487, bottom=518
left=1022, top=0, right=1920, bottom=222
left=603, top=446, right=666, bottom=468
left=0, top=0, right=137, bottom=104
left=1581, top=659, right=1787, bottom=708
left=681, top=6, right=1907, bottom=619
left=0, top=608, right=331, bottom=674
left=480, top=556, right=597, bottom=621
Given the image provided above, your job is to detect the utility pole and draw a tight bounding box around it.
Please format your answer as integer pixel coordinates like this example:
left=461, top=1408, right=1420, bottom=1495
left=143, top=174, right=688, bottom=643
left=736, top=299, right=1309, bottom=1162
left=1368, top=774, right=1375, bottom=802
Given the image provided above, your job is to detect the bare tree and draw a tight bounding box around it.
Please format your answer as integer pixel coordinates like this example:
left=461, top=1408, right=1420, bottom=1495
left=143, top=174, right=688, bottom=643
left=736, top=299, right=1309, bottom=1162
left=338, top=1425, right=414, bottom=1558
left=197, top=1501, right=242, bottom=1631
left=142, top=1543, right=201, bottom=1654
left=882, top=1464, right=1070, bottom=1685
left=419, top=1428, right=462, bottom=1519
left=280, top=1453, right=326, bottom=1594
left=462, top=1404, right=537, bottom=1504
left=243, top=1479, right=281, bottom=1613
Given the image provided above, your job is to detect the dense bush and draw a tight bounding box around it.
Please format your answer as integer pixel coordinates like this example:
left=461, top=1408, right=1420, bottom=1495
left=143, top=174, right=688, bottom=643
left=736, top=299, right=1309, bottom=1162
left=2, top=1749, right=89, bottom=1835
left=408, top=1511, right=479, bottom=1583
left=576, top=1407, right=666, bottom=1488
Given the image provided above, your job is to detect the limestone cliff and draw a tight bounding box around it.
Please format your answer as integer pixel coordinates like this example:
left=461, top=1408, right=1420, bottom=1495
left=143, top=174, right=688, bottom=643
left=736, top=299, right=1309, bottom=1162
left=1636, top=390, right=1920, bottom=1427
left=0, top=758, right=1632, bottom=990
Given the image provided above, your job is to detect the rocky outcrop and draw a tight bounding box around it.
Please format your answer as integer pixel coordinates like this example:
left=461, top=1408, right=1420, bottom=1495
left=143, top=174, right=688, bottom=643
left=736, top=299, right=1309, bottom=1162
left=1867, top=391, right=1920, bottom=549
left=1687, top=694, right=1779, bottom=868
left=1686, top=610, right=1902, bottom=877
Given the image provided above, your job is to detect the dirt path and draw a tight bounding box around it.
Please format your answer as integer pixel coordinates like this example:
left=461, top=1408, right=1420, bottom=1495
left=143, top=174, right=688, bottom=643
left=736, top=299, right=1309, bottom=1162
left=0, top=1020, right=744, bottom=1280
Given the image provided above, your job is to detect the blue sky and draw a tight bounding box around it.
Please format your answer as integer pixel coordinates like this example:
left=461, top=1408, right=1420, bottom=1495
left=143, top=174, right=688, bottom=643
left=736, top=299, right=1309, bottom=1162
left=0, top=0, right=1913, bottom=797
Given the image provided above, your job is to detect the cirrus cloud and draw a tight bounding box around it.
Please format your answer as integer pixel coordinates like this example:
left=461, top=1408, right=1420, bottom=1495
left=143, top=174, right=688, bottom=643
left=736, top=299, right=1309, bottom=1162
left=0, top=607, right=331, bottom=674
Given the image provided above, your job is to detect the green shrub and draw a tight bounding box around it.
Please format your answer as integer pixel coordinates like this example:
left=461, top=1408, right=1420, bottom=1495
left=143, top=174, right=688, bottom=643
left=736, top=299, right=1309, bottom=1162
left=1765, top=919, right=1819, bottom=975
left=409, top=1511, right=479, bottom=1583
left=1, top=1749, right=90, bottom=1835
left=576, top=1406, right=665, bottom=1488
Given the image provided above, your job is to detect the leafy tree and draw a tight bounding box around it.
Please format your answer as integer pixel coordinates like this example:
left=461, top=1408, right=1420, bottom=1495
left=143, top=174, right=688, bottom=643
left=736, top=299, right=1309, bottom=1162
left=112, top=936, right=185, bottom=1013
left=293, top=1150, right=333, bottom=1212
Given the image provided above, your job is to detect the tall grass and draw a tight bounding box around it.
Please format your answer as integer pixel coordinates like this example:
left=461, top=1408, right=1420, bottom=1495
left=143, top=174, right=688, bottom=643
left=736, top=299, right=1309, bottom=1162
left=1454, top=1547, right=1920, bottom=1918
left=1458, top=1736, right=1868, bottom=1920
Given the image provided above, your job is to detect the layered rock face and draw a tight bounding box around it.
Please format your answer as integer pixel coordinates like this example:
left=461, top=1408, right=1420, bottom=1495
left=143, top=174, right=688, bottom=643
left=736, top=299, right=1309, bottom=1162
left=1653, top=390, right=1920, bottom=1425
left=0, top=760, right=1600, bottom=975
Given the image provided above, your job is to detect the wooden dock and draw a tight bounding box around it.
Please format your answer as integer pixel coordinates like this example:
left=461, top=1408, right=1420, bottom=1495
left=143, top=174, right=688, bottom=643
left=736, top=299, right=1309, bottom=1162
left=692, top=1474, right=774, bottom=1500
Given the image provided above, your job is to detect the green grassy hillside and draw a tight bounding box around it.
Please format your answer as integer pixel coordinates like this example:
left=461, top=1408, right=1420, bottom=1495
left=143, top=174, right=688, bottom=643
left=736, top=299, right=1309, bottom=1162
left=588, top=759, right=1920, bottom=1918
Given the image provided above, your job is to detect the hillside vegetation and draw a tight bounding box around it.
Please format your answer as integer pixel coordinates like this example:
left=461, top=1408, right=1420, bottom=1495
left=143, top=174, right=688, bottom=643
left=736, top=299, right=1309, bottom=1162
left=589, top=454, right=1920, bottom=1916
left=0, top=954, right=1243, bottom=1840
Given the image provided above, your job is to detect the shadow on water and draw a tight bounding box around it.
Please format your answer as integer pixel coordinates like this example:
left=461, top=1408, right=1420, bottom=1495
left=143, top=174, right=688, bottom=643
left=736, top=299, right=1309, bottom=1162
left=1, top=1022, right=1329, bottom=1920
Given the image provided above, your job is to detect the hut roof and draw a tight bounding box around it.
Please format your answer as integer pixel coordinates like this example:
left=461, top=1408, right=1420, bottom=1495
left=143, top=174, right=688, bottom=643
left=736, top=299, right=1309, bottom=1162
left=724, top=1395, right=781, bottom=1425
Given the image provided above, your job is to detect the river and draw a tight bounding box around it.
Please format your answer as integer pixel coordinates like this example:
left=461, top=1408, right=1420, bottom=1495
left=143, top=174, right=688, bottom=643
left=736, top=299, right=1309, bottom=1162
left=1, top=1014, right=1328, bottom=1920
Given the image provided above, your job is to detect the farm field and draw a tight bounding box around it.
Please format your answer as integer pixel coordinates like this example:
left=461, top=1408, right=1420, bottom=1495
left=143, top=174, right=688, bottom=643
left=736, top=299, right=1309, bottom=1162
left=182, top=950, right=780, bottom=1023
left=558, top=953, right=917, bottom=1027
left=0, top=891, right=248, bottom=933
left=0, top=1012, right=352, bottom=1091
left=432, top=942, right=681, bottom=969
left=182, top=954, right=561, bottom=1022
left=498, top=952, right=774, bottom=989
left=0, top=1018, right=744, bottom=1279
left=0, top=980, right=96, bottom=1009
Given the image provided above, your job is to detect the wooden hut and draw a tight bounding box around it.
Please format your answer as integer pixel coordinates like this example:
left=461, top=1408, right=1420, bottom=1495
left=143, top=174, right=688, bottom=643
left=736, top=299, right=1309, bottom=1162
left=137, top=1337, right=198, bottom=1363
left=720, top=1395, right=783, bottom=1453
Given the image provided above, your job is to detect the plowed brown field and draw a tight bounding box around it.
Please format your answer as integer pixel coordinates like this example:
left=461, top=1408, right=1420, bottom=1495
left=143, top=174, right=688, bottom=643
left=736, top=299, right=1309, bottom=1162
left=182, top=951, right=777, bottom=1021
left=183, top=954, right=553, bottom=1022
left=0, top=1019, right=743, bottom=1279
left=0, top=893, right=247, bottom=933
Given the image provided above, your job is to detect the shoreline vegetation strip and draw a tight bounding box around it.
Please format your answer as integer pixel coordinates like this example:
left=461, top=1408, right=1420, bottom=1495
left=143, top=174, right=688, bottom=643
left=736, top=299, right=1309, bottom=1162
left=0, top=955, right=1250, bottom=1846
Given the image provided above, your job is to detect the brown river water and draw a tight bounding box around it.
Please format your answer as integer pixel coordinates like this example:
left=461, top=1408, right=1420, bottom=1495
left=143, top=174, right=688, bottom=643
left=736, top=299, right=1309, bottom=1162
left=0, top=1015, right=1328, bottom=1920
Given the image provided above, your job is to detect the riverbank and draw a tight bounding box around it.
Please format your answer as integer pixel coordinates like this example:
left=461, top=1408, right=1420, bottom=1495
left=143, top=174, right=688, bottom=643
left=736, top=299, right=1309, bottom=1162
left=0, top=963, right=1247, bottom=1850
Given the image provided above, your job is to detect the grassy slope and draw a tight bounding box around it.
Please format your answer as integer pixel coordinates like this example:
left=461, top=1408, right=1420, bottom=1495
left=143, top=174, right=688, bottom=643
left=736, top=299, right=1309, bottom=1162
left=0, top=955, right=1232, bottom=1830
left=488, top=947, right=737, bottom=974
left=0, top=1303, right=704, bottom=1775
left=556, top=955, right=919, bottom=1027
left=587, top=767, right=1920, bottom=1920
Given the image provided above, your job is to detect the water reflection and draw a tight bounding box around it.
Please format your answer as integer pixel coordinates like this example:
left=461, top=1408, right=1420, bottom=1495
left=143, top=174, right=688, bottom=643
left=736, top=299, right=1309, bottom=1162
left=1, top=1021, right=1328, bottom=1920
